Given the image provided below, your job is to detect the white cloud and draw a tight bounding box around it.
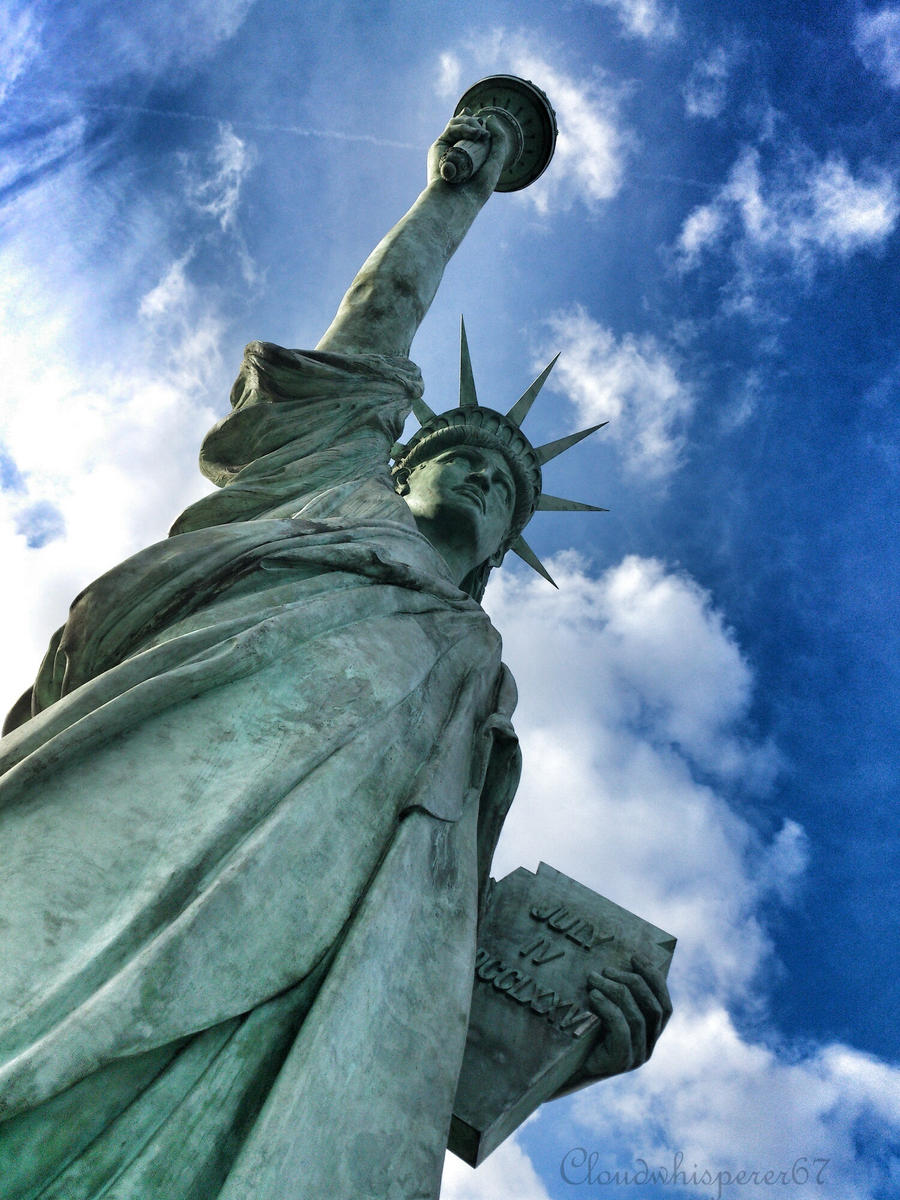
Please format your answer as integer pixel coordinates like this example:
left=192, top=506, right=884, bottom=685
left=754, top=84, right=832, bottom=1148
left=590, top=0, right=679, bottom=42
left=437, top=51, right=463, bottom=100
left=676, top=146, right=900, bottom=286
left=854, top=6, right=900, bottom=88
left=529, top=68, right=625, bottom=211
left=0, top=249, right=220, bottom=695
left=569, top=1008, right=900, bottom=1200
left=463, top=554, right=900, bottom=1200
left=718, top=366, right=764, bottom=429
left=0, top=133, right=254, bottom=697
left=683, top=45, right=731, bottom=118
left=589, top=554, right=754, bottom=763
left=677, top=200, right=726, bottom=260
left=808, top=157, right=899, bottom=251
left=442, top=1137, right=552, bottom=1199
left=504, top=45, right=628, bottom=211
left=139, top=250, right=196, bottom=320
left=436, top=31, right=631, bottom=212
left=541, top=306, right=694, bottom=478
left=485, top=554, right=784, bottom=1000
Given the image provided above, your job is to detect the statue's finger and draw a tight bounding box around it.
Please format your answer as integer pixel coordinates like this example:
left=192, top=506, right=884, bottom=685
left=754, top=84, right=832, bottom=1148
left=481, top=113, right=507, bottom=141
left=602, top=966, right=665, bottom=1048
left=447, top=117, right=488, bottom=140
left=587, top=988, right=633, bottom=1073
left=480, top=114, right=514, bottom=165
left=631, top=955, right=673, bottom=1024
left=591, top=975, right=647, bottom=1065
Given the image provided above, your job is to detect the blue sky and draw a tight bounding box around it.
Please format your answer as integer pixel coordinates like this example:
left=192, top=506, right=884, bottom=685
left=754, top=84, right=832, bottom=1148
left=1, top=1, right=898, bottom=1197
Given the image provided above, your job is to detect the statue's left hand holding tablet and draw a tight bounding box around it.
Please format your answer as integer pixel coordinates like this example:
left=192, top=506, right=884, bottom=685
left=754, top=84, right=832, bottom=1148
left=550, top=955, right=673, bottom=1099
left=584, top=954, right=673, bottom=1076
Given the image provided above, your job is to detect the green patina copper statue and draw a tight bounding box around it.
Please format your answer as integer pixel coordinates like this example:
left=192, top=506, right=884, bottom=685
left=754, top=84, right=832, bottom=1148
left=0, top=83, right=671, bottom=1199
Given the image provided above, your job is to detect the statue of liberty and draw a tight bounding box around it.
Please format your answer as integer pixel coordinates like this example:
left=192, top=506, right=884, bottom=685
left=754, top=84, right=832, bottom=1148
left=0, top=82, right=671, bottom=1199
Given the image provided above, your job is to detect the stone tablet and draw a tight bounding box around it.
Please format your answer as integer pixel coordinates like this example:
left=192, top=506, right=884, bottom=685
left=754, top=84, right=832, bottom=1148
left=449, top=862, right=676, bottom=1166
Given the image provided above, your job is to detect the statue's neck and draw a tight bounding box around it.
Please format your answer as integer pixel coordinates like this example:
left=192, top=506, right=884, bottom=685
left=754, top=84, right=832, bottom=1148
left=409, top=514, right=479, bottom=587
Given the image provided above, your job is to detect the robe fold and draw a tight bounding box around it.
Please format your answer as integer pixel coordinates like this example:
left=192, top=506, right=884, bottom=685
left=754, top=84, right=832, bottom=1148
left=0, top=344, right=522, bottom=1199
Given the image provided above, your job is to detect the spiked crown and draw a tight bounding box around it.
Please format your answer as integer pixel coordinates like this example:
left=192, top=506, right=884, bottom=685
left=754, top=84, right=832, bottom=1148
left=391, top=317, right=606, bottom=588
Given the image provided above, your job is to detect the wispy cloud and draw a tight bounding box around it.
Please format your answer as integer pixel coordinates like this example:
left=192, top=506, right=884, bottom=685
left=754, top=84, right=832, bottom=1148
left=182, top=122, right=257, bottom=233
left=541, top=306, right=695, bottom=479
left=170, top=122, right=264, bottom=290
left=0, top=13, right=263, bottom=686
left=0, top=3, right=42, bottom=105
left=675, top=145, right=900, bottom=308
left=589, top=0, right=679, bottom=42
left=0, top=0, right=258, bottom=145
left=436, top=35, right=631, bottom=212
left=0, top=1, right=266, bottom=212
left=0, top=115, right=86, bottom=197
left=50, top=0, right=258, bottom=83
left=683, top=45, right=732, bottom=118
left=854, top=5, right=900, bottom=88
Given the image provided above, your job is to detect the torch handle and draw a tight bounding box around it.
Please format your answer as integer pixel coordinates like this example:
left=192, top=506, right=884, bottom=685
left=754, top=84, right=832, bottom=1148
left=440, top=138, right=489, bottom=183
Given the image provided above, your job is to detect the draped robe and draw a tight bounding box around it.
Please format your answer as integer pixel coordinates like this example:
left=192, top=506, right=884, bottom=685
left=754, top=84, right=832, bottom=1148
left=0, top=344, right=522, bottom=1199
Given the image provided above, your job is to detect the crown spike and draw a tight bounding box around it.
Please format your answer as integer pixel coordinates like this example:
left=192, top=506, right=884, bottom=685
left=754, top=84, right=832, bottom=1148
left=411, top=397, right=437, bottom=424
left=459, top=316, right=478, bottom=408
left=510, top=534, right=558, bottom=588
left=505, top=354, right=559, bottom=427
left=390, top=441, right=407, bottom=460
left=537, top=493, right=608, bottom=512
left=536, top=421, right=607, bottom=465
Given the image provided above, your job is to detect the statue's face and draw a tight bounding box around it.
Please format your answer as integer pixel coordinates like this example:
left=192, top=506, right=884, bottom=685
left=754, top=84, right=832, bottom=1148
left=400, top=444, right=517, bottom=564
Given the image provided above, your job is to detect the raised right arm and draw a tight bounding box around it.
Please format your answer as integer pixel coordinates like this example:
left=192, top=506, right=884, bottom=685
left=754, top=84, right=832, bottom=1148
left=316, top=112, right=514, bottom=359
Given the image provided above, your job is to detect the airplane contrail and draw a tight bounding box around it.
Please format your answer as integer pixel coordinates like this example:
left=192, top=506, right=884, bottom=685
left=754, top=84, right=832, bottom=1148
left=8, top=96, right=714, bottom=189
left=79, top=100, right=418, bottom=151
